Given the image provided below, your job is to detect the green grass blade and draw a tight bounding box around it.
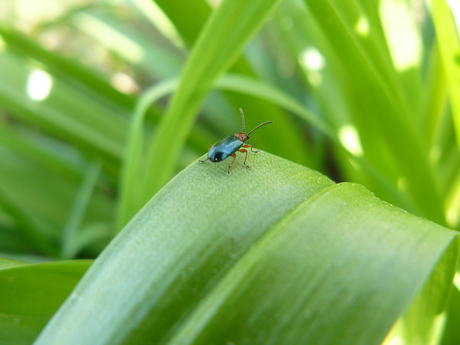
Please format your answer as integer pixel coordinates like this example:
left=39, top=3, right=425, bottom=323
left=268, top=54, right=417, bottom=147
left=0, top=27, right=128, bottom=163
left=61, top=161, right=102, bottom=259
left=445, top=172, right=460, bottom=229
left=69, top=10, right=184, bottom=80
left=154, top=0, right=211, bottom=47
left=440, top=286, right=460, bottom=345
left=153, top=0, right=312, bottom=167
left=422, top=45, right=448, bottom=148
left=116, top=77, right=179, bottom=230
left=0, top=25, right=135, bottom=110
left=300, top=0, right=446, bottom=224
left=0, top=124, right=113, bottom=256
left=217, top=74, right=335, bottom=138
left=432, top=0, right=460, bottom=149
left=141, top=0, right=283, bottom=202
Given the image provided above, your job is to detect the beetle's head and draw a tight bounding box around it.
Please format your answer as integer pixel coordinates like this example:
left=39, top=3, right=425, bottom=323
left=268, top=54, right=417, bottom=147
left=234, top=132, right=248, bottom=142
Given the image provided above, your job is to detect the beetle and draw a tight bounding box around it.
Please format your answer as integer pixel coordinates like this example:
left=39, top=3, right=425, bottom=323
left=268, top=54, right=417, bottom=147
left=199, top=108, right=273, bottom=174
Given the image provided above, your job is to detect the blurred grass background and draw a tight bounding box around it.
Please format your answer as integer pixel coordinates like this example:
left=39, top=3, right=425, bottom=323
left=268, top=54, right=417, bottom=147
left=0, top=0, right=458, bottom=260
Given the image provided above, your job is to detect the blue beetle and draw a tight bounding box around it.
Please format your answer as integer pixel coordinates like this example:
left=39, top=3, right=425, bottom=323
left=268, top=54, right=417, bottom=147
left=200, top=108, right=273, bottom=174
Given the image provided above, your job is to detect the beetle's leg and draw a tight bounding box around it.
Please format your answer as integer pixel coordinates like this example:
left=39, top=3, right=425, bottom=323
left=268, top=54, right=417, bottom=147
left=243, top=144, right=259, bottom=153
left=238, top=148, right=251, bottom=169
left=227, top=153, right=237, bottom=174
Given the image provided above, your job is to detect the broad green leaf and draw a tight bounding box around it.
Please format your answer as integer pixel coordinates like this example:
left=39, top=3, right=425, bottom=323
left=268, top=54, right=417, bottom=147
left=0, top=260, right=91, bottom=345
left=35, top=153, right=458, bottom=345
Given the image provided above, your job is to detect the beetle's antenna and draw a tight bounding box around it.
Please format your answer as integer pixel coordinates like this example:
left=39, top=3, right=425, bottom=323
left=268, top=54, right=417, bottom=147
left=247, top=121, right=274, bottom=137
left=239, top=108, right=246, bottom=133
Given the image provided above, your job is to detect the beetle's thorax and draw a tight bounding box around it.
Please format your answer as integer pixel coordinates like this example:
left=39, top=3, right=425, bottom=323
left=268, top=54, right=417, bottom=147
left=234, top=132, right=248, bottom=142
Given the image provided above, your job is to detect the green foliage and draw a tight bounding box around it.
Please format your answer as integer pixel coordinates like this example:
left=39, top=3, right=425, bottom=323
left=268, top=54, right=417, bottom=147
left=0, top=259, right=91, bottom=344
left=0, top=0, right=459, bottom=343
left=33, top=154, right=459, bottom=345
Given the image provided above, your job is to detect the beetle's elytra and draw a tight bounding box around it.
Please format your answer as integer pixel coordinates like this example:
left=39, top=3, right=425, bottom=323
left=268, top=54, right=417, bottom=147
left=199, top=108, right=273, bottom=174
